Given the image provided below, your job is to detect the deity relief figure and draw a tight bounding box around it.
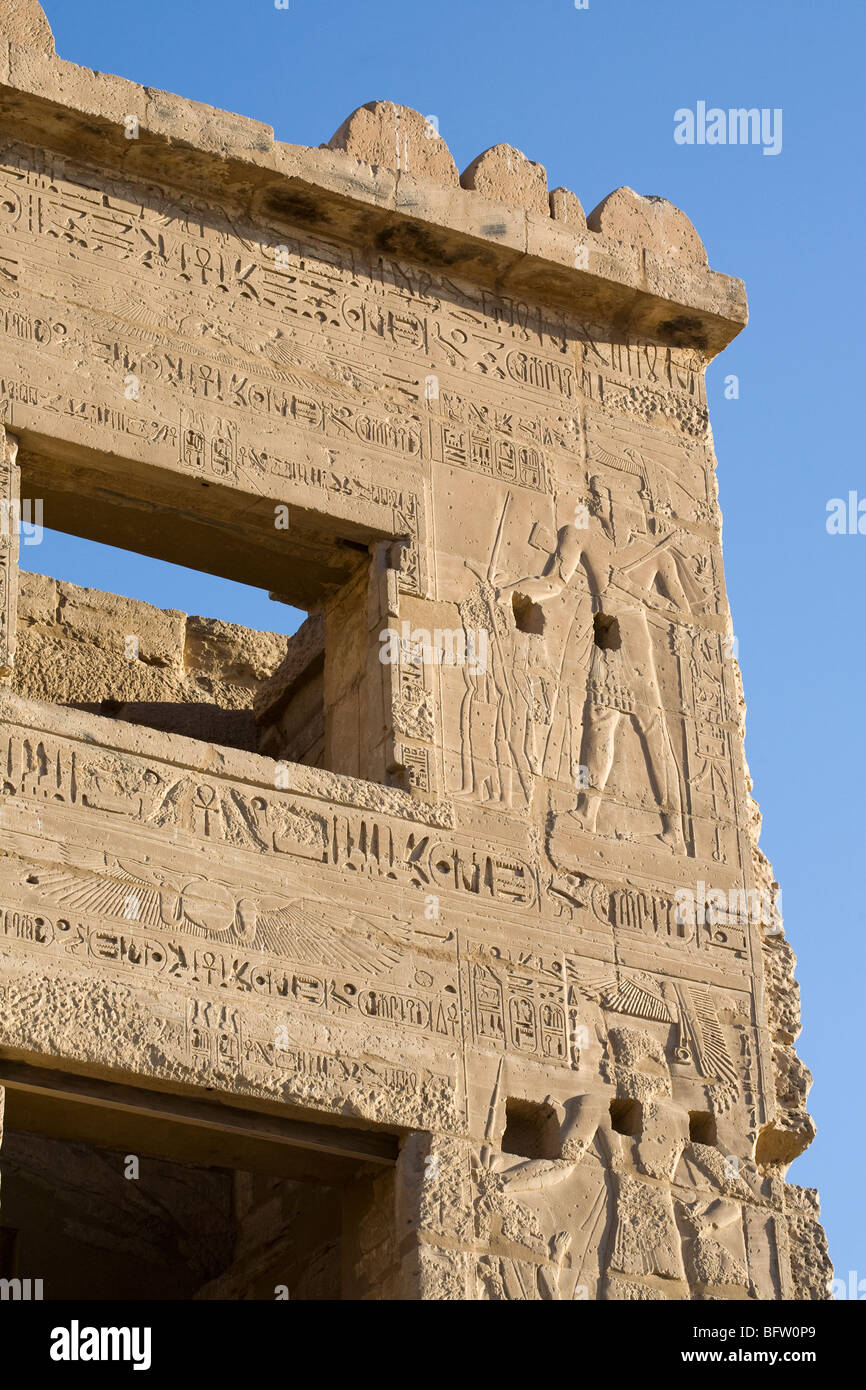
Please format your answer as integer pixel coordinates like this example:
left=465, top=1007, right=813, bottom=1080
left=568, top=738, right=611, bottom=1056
left=456, top=566, right=529, bottom=807
left=456, top=496, right=585, bottom=808
left=495, top=519, right=594, bottom=790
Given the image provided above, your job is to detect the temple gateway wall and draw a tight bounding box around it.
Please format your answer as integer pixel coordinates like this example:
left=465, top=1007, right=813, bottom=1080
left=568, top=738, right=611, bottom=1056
left=0, top=0, right=829, bottom=1301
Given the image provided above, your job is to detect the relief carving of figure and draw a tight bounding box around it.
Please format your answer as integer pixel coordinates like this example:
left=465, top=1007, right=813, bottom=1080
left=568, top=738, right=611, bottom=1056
left=570, top=472, right=701, bottom=851
left=495, top=519, right=594, bottom=792
left=471, top=1011, right=765, bottom=1300
left=486, top=468, right=702, bottom=847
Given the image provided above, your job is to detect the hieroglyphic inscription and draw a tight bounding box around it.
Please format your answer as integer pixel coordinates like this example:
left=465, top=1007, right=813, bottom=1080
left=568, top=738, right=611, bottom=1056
left=0, top=901, right=461, bottom=1040
left=0, top=429, right=19, bottom=675
left=0, top=145, right=591, bottom=514
left=0, top=729, right=538, bottom=908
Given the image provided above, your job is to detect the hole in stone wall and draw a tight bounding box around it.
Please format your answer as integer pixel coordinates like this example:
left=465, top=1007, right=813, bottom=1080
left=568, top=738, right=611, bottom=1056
left=593, top=612, right=621, bottom=651
left=511, top=592, right=545, bottom=635
left=501, top=1098, right=562, bottom=1160
left=688, top=1111, right=717, bottom=1145
left=609, top=1098, right=642, bottom=1136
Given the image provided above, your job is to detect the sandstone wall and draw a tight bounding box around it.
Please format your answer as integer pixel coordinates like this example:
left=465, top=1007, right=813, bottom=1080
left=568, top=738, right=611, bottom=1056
left=13, top=570, right=300, bottom=754
left=0, top=0, right=830, bottom=1302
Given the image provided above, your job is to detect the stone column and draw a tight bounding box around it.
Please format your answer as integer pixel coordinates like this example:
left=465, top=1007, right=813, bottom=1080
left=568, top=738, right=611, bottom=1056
left=0, top=428, right=21, bottom=680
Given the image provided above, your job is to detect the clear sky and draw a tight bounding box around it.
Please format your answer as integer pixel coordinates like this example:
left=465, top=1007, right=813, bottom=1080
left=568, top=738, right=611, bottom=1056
left=29, top=0, right=865, bottom=1288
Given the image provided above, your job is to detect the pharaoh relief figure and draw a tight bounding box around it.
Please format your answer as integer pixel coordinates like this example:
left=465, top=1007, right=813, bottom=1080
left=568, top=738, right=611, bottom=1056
left=575, top=470, right=702, bottom=852
left=456, top=495, right=573, bottom=809
left=585, top=1021, right=759, bottom=1300
left=595, top=1013, right=769, bottom=1300
left=615, top=1021, right=776, bottom=1300
left=495, top=466, right=705, bottom=850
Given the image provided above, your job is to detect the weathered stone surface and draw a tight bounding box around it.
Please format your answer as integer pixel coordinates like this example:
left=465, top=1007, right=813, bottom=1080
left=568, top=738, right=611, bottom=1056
left=0, top=429, right=19, bottom=676
left=327, top=101, right=459, bottom=186
left=588, top=185, right=708, bottom=265
left=11, top=572, right=290, bottom=750
left=2, top=0, right=53, bottom=54
left=550, top=185, right=586, bottom=227
left=461, top=143, right=550, bottom=217
left=0, top=0, right=827, bottom=1302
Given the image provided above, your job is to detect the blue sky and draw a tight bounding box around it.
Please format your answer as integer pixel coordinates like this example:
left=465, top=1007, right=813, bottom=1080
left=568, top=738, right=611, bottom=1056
left=32, top=0, right=864, bottom=1286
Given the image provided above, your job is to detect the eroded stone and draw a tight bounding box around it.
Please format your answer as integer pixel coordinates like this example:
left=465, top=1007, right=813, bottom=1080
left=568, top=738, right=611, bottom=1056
left=461, top=143, right=550, bottom=217
left=588, top=185, right=708, bottom=265
left=327, top=100, right=459, bottom=186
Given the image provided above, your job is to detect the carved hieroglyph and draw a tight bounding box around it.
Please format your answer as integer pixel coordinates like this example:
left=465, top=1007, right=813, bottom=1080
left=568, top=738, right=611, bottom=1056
left=0, top=2, right=830, bottom=1299
left=0, top=428, right=18, bottom=676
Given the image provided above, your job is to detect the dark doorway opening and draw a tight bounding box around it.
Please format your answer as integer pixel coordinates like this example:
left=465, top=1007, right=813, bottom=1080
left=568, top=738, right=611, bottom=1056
left=0, top=1065, right=399, bottom=1301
